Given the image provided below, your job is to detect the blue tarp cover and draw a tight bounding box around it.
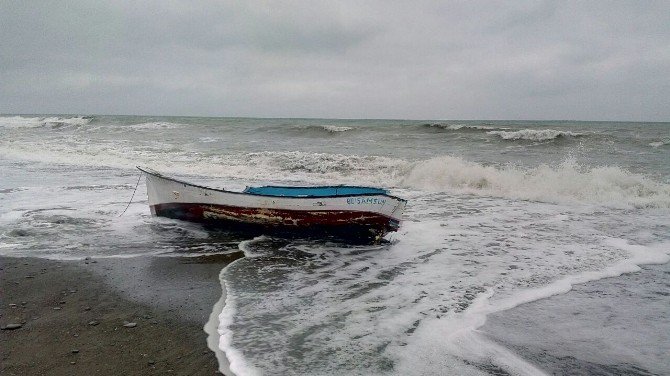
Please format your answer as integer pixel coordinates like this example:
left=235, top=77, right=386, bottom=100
left=243, top=185, right=388, bottom=197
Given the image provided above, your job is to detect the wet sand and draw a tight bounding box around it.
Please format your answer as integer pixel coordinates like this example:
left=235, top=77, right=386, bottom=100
left=0, top=254, right=241, bottom=376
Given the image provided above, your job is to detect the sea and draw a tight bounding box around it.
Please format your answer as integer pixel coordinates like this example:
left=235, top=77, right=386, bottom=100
left=1, top=115, right=669, bottom=375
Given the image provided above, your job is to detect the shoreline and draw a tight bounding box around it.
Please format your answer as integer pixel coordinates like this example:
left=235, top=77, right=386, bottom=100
left=0, top=255, right=238, bottom=375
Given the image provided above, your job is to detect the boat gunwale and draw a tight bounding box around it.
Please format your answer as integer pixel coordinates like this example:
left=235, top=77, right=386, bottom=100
left=136, top=166, right=407, bottom=202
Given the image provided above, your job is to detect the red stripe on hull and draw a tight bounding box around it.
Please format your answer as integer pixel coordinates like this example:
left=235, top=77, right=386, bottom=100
left=151, top=202, right=397, bottom=230
left=151, top=202, right=399, bottom=243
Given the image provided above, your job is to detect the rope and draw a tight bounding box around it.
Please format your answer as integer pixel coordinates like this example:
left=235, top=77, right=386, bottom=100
left=119, top=171, right=143, bottom=217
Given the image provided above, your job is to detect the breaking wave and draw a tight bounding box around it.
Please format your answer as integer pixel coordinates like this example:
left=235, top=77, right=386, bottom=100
left=0, top=116, right=91, bottom=129
left=487, top=129, right=582, bottom=141
left=424, top=123, right=497, bottom=131
left=402, top=156, right=670, bottom=208
left=240, top=153, right=670, bottom=208
left=289, top=124, right=354, bottom=134
left=649, top=140, right=669, bottom=148
left=321, top=124, right=353, bottom=133
left=126, top=121, right=183, bottom=130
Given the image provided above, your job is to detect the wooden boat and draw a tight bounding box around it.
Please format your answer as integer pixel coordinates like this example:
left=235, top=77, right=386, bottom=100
left=137, top=167, right=407, bottom=243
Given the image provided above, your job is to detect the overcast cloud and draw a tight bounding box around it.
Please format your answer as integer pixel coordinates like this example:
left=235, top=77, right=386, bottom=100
left=1, top=1, right=669, bottom=120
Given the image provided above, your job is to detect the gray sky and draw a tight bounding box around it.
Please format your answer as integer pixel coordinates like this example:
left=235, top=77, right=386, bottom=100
left=1, top=1, right=669, bottom=121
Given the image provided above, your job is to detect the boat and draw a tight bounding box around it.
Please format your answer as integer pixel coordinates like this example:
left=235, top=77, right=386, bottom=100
left=137, top=167, right=407, bottom=243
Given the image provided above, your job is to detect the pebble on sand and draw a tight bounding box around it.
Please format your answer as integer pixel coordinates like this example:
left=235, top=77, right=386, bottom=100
left=2, top=323, right=22, bottom=330
left=123, top=322, right=137, bottom=328
left=88, top=320, right=100, bottom=326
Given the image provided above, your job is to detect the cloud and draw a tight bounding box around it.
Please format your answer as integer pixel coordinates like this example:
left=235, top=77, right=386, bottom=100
left=1, top=1, right=669, bottom=120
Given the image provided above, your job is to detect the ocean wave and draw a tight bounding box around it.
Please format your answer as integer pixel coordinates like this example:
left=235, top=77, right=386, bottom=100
left=487, top=129, right=582, bottom=141
left=0, top=116, right=92, bottom=129
left=402, top=156, right=670, bottom=208
left=240, top=151, right=405, bottom=184
left=649, top=140, right=669, bottom=148
left=322, top=125, right=353, bottom=132
left=1, top=139, right=668, bottom=208
left=289, top=124, right=354, bottom=134
left=126, top=121, right=183, bottom=130
left=424, top=123, right=497, bottom=131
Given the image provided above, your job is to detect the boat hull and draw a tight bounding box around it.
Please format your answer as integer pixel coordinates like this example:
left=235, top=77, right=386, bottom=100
left=152, top=202, right=398, bottom=241
left=140, top=168, right=406, bottom=243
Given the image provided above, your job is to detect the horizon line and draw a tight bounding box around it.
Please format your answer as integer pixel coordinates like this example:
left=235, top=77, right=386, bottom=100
left=1, top=112, right=668, bottom=124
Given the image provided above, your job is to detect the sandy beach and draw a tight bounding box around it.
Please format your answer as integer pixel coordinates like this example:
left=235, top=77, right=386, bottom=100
left=0, top=255, right=238, bottom=375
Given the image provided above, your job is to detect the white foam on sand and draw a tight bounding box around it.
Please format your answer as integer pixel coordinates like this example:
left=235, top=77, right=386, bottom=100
left=204, top=198, right=660, bottom=375
left=213, top=238, right=267, bottom=376
left=396, top=239, right=670, bottom=376
left=218, top=282, right=260, bottom=376
left=205, top=267, right=233, bottom=376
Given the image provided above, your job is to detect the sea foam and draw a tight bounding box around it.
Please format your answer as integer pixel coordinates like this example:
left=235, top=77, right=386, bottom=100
left=126, top=121, right=183, bottom=129
left=321, top=125, right=353, bottom=132
left=649, top=140, right=669, bottom=148
left=395, top=239, right=669, bottom=376
left=216, top=238, right=267, bottom=376
left=402, top=156, right=670, bottom=208
left=289, top=124, right=354, bottom=133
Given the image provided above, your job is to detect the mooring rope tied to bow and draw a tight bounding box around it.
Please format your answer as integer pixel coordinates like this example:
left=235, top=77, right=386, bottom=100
left=119, top=171, right=143, bottom=217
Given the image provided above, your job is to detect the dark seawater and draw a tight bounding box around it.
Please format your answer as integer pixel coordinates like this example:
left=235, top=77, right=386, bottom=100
left=1, top=115, right=669, bottom=375
left=483, top=262, right=670, bottom=376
